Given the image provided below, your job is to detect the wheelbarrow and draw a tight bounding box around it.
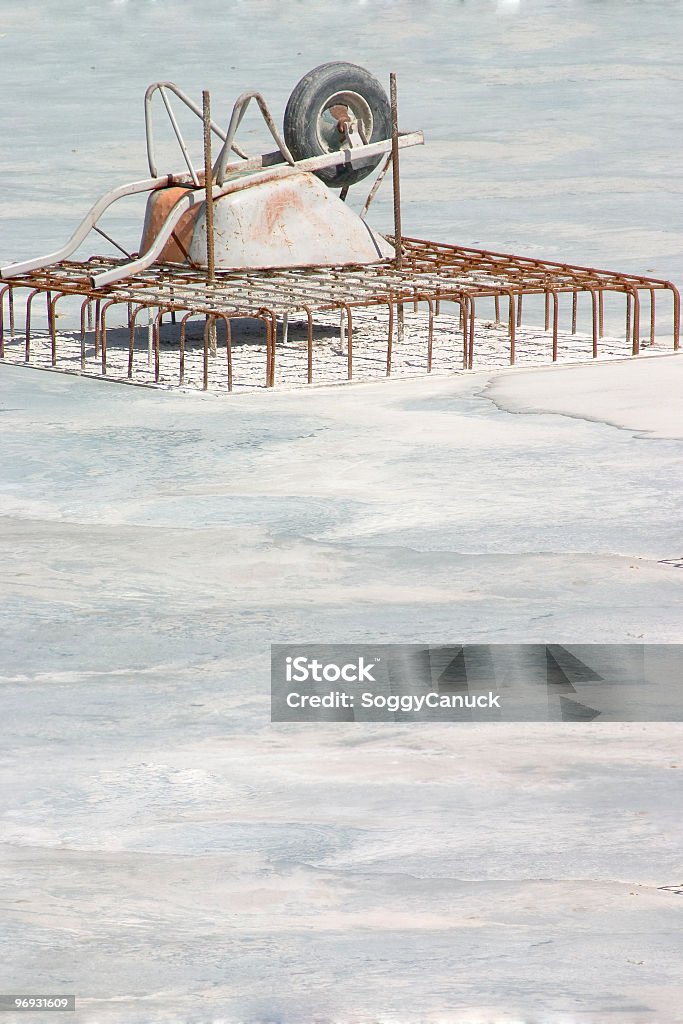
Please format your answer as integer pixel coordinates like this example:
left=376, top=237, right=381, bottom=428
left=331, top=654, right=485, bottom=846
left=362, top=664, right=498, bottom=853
left=0, top=64, right=678, bottom=393
left=1, top=62, right=422, bottom=287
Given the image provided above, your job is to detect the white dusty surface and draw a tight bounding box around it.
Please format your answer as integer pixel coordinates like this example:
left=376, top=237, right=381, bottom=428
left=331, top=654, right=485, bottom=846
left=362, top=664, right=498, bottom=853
left=1, top=358, right=682, bottom=1024
left=487, top=353, right=683, bottom=440
left=1, top=2, right=683, bottom=1023
left=2, top=309, right=670, bottom=393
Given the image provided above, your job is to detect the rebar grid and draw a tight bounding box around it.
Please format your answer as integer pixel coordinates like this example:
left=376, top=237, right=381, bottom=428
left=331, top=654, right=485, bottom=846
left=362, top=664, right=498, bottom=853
left=0, top=236, right=679, bottom=390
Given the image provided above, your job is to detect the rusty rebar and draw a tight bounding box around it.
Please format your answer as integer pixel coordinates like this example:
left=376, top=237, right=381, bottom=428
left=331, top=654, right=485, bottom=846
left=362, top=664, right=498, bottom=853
left=79, top=297, right=91, bottom=369
left=100, top=298, right=122, bottom=375
left=178, top=311, right=195, bottom=384
left=0, top=285, right=11, bottom=357
left=626, top=292, right=632, bottom=345
left=129, top=303, right=148, bottom=378
left=588, top=287, right=598, bottom=358
left=461, top=297, right=468, bottom=368
left=262, top=310, right=277, bottom=387
left=151, top=311, right=161, bottom=381
left=390, top=73, right=402, bottom=269
left=220, top=315, right=233, bottom=391
left=360, top=153, right=392, bottom=221
left=340, top=303, right=353, bottom=380
left=203, top=90, right=215, bottom=284
left=202, top=316, right=210, bottom=390
left=630, top=288, right=640, bottom=356
left=508, top=292, right=516, bottom=364
left=49, top=293, right=69, bottom=366
left=5, top=235, right=679, bottom=390
left=386, top=299, right=394, bottom=376
left=302, top=305, right=314, bottom=383
left=94, top=298, right=102, bottom=356
left=264, top=315, right=273, bottom=387
left=674, top=286, right=681, bottom=350
left=25, top=288, right=43, bottom=361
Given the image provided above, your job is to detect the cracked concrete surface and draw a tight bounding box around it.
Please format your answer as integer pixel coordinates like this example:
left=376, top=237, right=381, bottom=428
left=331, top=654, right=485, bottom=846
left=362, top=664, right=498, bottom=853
left=1, top=355, right=682, bottom=1023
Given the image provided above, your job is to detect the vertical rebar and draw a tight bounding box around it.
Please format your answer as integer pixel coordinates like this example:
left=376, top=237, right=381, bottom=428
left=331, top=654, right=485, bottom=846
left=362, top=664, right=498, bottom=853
left=386, top=300, right=394, bottom=376
left=223, top=317, right=233, bottom=392
left=128, top=314, right=136, bottom=379
left=100, top=303, right=109, bottom=376
left=203, top=90, right=216, bottom=284
left=631, top=289, right=640, bottom=356
left=179, top=314, right=190, bottom=385
left=302, top=305, right=313, bottom=384
left=202, top=317, right=209, bottom=390
left=390, top=73, right=402, bottom=269
left=625, top=292, right=632, bottom=345
left=80, top=298, right=89, bottom=370
left=154, top=314, right=161, bottom=382
left=265, top=317, right=272, bottom=387
left=49, top=295, right=58, bottom=366
left=95, top=298, right=101, bottom=356
left=269, top=312, right=277, bottom=387
left=672, top=285, right=680, bottom=350
left=203, top=89, right=217, bottom=358
left=461, top=298, right=468, bottom=368
left=508, top=293, right=516, bottom=364
left=345, top=305, right=353, bottom=380
left=25, top=289, right=41, bottom=362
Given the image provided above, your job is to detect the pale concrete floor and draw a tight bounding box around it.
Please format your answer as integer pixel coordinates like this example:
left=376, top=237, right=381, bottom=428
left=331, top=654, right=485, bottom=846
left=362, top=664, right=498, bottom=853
left=1, top=355, right=682, bottom=1023
left=2, top=1, right=683, bottom=1019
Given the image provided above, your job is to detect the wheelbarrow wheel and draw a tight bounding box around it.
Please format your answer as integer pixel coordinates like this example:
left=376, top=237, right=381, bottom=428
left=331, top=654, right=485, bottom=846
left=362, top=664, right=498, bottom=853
left=284, top=62, right=391, bottom=189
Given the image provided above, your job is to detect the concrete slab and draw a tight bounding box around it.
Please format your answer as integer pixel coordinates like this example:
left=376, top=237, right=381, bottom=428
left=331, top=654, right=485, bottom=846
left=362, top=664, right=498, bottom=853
left=1, top=1, right=683, bottom=1021
left=1, top=358, right=682, bottom=1023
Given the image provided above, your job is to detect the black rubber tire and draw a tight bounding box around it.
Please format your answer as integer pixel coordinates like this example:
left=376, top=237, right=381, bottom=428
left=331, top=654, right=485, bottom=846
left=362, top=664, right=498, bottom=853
left=283, top=62, right=391, bottom=189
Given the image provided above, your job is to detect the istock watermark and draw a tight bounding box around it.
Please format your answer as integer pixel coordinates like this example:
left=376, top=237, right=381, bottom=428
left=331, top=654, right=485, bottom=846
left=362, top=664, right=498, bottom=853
left=271, top=644, right=683, bottom=723
left=285, top=655, right=378, bottom=683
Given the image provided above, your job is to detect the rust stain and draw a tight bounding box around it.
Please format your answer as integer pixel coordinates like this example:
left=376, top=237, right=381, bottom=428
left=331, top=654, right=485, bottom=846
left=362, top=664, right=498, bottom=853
left=140, top=183, right=202, bottom=264
left=260, top=184, right=305, bottom=237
